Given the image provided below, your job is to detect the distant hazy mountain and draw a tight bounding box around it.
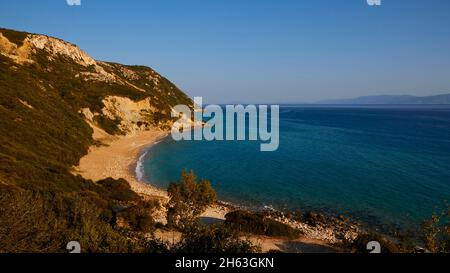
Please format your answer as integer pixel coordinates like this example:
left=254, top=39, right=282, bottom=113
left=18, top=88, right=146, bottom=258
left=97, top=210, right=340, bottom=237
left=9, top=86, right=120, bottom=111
left=316, top=94, right=450, bottom=105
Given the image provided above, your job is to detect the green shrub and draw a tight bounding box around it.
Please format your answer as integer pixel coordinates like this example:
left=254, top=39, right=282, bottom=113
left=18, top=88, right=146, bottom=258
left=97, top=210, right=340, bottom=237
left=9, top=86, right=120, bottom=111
left=97, top=178, right=140, bottom=202
left=120, top=201, right=158, bottom=233
left=225, top=210, right=301, bottom=239
left=0, top=186, right=136, bottom=253
left=166, top=170, right=216, bottom=230
left=225, top=210, right=266, bottom=234
left=138, top=236, right=170, bottom=254
left=341, top=231, right=402, bottom=253
left=175, top=224, right=260, bottom=253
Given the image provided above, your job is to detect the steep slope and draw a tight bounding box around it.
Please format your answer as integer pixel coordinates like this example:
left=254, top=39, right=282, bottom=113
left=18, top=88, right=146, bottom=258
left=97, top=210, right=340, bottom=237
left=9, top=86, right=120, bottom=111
left=0, top=27, right=192, bottom=192
left=0, top=27, right=196, bottom=252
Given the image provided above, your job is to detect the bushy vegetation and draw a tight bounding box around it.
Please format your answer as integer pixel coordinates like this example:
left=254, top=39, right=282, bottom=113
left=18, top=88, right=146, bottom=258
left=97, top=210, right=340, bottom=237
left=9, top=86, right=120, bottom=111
left=161, top=170, right=261, bottom=253
left=339, top=208, right=450, bottom=253
left=225, top=210, right=301, bottom=239
left=422, top=208, right=450, bottom=253
left=174, top=224, right=260, bottom=253
left=0, top=185, right=132, bottom=253
left=340, top=231, right=404, bottom=253
left=119, top=200, right=158, bottom=233
left=96, top=178, right=140, bottom=202
left=166, top=170, right=217, bottom=230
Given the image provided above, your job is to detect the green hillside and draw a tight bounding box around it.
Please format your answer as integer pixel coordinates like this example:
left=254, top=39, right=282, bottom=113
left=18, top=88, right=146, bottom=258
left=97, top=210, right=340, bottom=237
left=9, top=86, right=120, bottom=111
left=0, top=28, right=192, bottom=252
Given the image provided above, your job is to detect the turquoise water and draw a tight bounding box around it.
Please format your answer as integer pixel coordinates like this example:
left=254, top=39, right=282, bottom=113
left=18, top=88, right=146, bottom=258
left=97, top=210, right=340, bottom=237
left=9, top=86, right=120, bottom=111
left=141, top=105, right=450, bottom=230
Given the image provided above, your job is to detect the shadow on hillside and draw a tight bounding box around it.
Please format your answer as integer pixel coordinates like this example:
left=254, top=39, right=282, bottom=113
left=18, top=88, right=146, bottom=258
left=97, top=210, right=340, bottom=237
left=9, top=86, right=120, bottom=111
left=275, top=241, right=338, bottom=253
left=199, top=216, right=225, bottom=225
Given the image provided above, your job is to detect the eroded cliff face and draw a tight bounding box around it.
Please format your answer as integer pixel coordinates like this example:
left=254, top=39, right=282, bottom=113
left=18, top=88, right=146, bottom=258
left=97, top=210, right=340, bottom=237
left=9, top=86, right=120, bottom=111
left=0, top=32, right=32, bottom=64
left=81, top=96, right=160, bottom=134
left=1, top=31, right=97, bottom=66
left=0, top=31, right=125, bottom=84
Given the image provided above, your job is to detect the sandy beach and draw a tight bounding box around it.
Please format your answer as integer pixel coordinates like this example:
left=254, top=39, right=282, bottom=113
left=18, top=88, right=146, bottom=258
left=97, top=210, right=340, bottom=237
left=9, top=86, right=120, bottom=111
left=73, top=125, right=229, bottom=220
left=74, top=127, right=169, bottom=199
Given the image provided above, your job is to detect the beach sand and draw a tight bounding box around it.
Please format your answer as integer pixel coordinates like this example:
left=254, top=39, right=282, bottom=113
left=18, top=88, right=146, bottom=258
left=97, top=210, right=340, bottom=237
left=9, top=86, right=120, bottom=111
left=74, top=128, right=169, bottom=199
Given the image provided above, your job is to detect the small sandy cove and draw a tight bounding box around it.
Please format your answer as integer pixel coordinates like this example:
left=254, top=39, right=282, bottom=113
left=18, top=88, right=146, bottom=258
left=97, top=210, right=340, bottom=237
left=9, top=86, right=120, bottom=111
left=73, top=126, right=228, bottom=220
left=74, top=128, right=168, bottom=197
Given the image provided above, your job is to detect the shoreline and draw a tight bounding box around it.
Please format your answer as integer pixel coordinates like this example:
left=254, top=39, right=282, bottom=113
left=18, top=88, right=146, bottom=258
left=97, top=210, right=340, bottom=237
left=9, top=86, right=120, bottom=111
left=128, top=133, right=170, bottom=196
left=73, top=125, right=361, bottom=245
left=73, top=127, right=169, bottom=200
left=73, top=126, right=230, bottom=220
left=126, top=133, right=360, bottom=244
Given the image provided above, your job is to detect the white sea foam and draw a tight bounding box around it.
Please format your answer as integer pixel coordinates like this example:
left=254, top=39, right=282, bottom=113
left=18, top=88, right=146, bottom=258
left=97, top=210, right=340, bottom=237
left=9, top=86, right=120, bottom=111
left=135, top=151, right=148, bottom=182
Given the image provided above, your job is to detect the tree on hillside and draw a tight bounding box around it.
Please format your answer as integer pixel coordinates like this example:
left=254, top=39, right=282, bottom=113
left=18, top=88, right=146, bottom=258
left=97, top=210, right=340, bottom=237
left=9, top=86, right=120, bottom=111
left=166, top=170, right=216, bottom=230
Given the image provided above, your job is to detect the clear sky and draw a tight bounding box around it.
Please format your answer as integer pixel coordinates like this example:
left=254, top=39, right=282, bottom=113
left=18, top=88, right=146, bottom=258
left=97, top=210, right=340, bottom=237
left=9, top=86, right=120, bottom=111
left=1, top=0, right=450, bottom=103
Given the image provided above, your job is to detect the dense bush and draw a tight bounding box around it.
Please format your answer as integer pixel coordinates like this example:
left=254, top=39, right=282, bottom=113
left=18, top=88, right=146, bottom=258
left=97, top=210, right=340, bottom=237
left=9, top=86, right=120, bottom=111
left=340, top=231, right=403, bottom=253
left=136, top=236, right=170, bottom=254
left=166, top=170, right=216, bottom=230
left=225, top=210, right=301, bottom=239
left=97, top=178, right=140, bottom=202
left=0, top=186, right=135, bottom=253
left=119, top=201, right=158, bottom=233
left=175, top=224, right=260, bottom=253
left=225, top=210, right=266, bottom=233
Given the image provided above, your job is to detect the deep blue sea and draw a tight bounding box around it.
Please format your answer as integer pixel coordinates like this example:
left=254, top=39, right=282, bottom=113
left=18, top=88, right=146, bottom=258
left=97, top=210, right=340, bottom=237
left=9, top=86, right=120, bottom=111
left=141, top=105, right=450, bottom=230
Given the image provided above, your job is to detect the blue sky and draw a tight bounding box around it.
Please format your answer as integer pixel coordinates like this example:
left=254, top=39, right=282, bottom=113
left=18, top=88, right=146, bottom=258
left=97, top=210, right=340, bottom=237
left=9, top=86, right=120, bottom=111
left=1, top=0, right=450, bottom=103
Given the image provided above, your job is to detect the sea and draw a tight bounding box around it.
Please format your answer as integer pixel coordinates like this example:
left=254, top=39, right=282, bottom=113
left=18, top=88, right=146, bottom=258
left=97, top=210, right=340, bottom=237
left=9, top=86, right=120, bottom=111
left=139, top=105, right=450, bottom=231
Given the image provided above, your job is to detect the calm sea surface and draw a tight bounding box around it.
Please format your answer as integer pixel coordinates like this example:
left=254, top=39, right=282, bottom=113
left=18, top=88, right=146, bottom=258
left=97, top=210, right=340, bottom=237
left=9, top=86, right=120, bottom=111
left=141, top=105, right=450, bottom=230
